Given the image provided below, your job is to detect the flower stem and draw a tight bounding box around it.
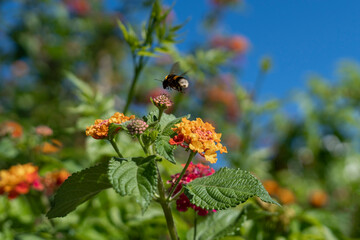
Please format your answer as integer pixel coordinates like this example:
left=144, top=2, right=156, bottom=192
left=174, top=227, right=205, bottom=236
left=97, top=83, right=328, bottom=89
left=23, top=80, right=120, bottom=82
left=193, top=212, right=197, bottom=240
left=123, top=57, right=143, bottom=114
left=167, top=151, right=196, bottom=201
left=109, top=139, right=124, bottom=158
left=137, top=135, right=149, bottom=155
left=157, top=164, right=179, bottom=240
left=158, top=108, right=164, bottom=122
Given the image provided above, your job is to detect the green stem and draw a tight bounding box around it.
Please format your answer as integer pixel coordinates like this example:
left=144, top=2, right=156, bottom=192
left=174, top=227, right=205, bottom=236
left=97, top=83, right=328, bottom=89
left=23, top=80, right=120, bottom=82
left=169, top=187, right=184, bottom=202
left=123, top=58, right=143, bottom=114
left=158, top=108, right=164, bottom=122
left=193, top=212, right=197, bottom=240
left=137, top=135, right=149, bottom=155
left=123, top=2, right=158, bottom=114
left=157, top=165, right=179, bottom=240
left=167, top=151, right=196, bottom=201
left=109, top=139, right=124, bottom=158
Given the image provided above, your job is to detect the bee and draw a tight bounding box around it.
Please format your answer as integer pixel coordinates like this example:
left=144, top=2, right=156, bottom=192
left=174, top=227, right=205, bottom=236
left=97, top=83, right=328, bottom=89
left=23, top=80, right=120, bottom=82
left=162, top=62, right=189, bottom=93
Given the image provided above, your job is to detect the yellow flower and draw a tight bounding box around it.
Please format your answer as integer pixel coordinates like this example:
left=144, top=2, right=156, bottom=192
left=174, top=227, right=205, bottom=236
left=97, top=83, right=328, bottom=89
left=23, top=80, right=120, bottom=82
left=86, top=112, right=135, bottom=139
left=170, top=118, right=227, bottom=163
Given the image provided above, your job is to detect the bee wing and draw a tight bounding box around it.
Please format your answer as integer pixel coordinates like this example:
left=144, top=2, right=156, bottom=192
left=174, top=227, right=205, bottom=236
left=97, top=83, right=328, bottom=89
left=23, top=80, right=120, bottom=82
left=169, top=62, right=181, bottom=75
left=179, top=71, right=189, bottom=77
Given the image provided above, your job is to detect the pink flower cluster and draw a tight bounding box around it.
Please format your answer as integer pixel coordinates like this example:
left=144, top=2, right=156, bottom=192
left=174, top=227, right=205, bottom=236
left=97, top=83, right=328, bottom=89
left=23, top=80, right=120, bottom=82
left=167, top=163, right=216, bottom=216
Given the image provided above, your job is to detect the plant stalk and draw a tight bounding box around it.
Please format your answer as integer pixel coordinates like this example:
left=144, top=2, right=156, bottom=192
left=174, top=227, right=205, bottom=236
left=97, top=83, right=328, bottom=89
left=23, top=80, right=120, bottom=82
left=193, top=212, right=197, bottom=240
left=109, top=139, right=124, bottom=158
left=123, top=58, right=143, bottom=114
left=157, top=165, right=179, bottom=240
left=167, top=151, right=196, bottom=201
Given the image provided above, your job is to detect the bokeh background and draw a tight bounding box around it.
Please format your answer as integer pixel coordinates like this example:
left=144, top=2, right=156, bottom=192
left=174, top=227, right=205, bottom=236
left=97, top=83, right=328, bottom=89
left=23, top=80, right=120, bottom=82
left=1, top=0, right=360, bottom=239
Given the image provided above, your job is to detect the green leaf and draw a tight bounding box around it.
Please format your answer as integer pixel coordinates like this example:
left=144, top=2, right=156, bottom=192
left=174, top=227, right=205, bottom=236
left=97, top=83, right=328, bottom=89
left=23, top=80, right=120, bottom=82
left=154, top=46, right=169, bottom=54
left=155, top=135, right=176, bottom=164
left=187, top=209, right=246, bottom=240
left=184, top=168, right=279, bottom=210
left=159, top=113, right=190, bottom=136
left=47, top=161, right=111, bottom=218
left=65, top=71, right=94, bottom=100
left=108, top=156, right=158, bottom=213
left=144, top=110, right=159, bottom=125
left=117, top=20, right=128, bottom=41
left=137, top=51, right=158, bottom=57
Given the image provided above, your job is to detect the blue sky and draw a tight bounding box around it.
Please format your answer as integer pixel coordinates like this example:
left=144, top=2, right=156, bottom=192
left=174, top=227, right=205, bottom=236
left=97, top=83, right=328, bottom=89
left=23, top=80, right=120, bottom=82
left=166, top=0, right=360, bottom=100
left=3, top=0, right=360, bottom=101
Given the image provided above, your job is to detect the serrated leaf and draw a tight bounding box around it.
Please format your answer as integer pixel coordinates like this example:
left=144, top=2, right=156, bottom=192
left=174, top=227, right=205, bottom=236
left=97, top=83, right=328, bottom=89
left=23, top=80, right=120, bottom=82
left=161, top=114, right=190, bottom=136
left=144, top=110, right=159, bottom=125
left=47, top=161, right=111, bottom=218
left=108, top=156, right=158, bottom=213
left=187, top=209, right=246, bottom=240
left=184, top=168, right=279, bottom=210
left=155, top=135, right=176, bottom=164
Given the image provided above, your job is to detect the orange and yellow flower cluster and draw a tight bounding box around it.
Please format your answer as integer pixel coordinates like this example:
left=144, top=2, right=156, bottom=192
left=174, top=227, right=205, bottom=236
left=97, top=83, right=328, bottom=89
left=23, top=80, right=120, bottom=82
left=0, top=163, right=43, bottom=199
left=0, top=164, right=70, bottom=199
left=169, top=118, right=227, bottom=163
left=86, top=112, right=135, bottom=139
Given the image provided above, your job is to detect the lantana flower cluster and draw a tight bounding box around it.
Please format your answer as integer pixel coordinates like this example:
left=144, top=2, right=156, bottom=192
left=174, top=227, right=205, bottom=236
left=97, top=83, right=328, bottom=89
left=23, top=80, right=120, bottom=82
left=169, top=118, right=227, bottom=163
left=0, top=163, right=44, bottom=199
left=0, top=164, right=70, bottom=199
left=86, top=112, right=135, bottom=139
left=168, top=162, right=215, bottom=216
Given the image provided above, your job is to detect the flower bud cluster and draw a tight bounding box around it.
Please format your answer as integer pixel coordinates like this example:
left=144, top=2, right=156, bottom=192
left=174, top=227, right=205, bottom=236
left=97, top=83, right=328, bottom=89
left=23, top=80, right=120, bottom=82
left=127, top=119, right=149, bottom=136
left=152, top=94, right=173, bottom=109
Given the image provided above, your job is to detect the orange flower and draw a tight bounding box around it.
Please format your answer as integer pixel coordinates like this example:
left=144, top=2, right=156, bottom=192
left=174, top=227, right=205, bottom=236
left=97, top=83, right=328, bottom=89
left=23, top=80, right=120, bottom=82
left=170, top=118, right=227, bottom=163
left=263, top=180, right=279, bottom=196
left=309, top=190, right=328, bottom=208
left=228, top=35, right=249, bottom=53
left=43, top=170, right=70, bottom=196
left=86, top=112, right=135, bottom=139
left=277, top=188, right=296, bottom=205
left=0, top=121, right=23, bottom=138
left=0, top=163, right=43, bottom=199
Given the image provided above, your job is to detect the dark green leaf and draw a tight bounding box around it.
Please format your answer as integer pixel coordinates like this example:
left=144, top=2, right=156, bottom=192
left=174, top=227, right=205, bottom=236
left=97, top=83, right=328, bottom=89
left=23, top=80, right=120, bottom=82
left=187, top=208, right=246, bottom=240
left=108, top=156, right=158, bottom=213
left=184, top=168, right=279, bottom=210
left=47, top=161, right=111, bottom=218
left=155, top=135, right=176, bottom=164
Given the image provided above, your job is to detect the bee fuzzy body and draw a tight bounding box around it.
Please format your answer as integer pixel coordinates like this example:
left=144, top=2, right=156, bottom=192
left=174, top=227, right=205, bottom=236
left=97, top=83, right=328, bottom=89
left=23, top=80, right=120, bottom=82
left=162, top=62, right=189, bottom=93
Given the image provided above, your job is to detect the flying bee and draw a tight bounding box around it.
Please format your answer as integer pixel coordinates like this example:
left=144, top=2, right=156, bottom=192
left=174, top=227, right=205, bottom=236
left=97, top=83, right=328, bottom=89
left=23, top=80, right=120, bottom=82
left=162, top=62, right=189, bottom=93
